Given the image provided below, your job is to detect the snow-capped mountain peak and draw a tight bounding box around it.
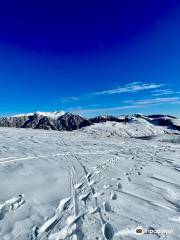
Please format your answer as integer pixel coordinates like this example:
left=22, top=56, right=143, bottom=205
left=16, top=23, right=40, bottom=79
left=13, top=113, right=34, bottom=117
left=13, top=111, right=66, bottom=119
left=35, top=111, right=65, bottom=119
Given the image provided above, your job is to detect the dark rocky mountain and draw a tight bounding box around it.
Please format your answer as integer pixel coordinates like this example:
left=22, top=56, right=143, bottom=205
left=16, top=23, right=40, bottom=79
left=21, top=114, right=45, bottom=129
left=0, top=116, right=29, bottom=128
left=0, top=112, right=92, bottom=131
left=55, top=113, right=91, bottom=131
left=89, top=115, right=132, bottom=123
left=35, top=116, right=57, bottom=130
left=147, top=114, right=176, bottom=119
left=22, top=114, right=57, bottom=130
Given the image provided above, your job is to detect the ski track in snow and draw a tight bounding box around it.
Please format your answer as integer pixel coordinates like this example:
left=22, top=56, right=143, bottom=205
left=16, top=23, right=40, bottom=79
left=0, top=121, right=180, bottom=239
left=0, top=151, right=115, bottom=165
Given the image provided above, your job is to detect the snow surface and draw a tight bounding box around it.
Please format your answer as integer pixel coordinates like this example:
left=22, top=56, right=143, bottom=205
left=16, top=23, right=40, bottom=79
left=0, top=120, right=180, bottom=239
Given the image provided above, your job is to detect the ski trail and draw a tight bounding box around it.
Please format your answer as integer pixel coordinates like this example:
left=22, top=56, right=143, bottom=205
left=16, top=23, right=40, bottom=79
left=48, top=176, right=82, bottom=239
left=60, top=139, right=114, bottom=240
left=0, top=151, right=114, bottom=165
left=46, top=141, right=84, bottom=240
left=0, top=156, right=16, bottom=161
left=70, top=173, right=80, bottom=239
left=0, top=156, right=39, bottom=164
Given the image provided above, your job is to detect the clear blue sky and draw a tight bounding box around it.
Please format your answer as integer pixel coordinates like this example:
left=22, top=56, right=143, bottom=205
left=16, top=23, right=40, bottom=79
left=0, top=0, right=180, bottom=117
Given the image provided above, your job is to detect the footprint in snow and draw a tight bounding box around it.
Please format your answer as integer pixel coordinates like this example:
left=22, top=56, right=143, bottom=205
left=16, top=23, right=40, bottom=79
left=103, top=202, right=111, bottom=212
left=102, top=222, right=114, bottom=240
left=75, top=182, right=84, bottom=190
left=117, top=183, right=122, bottom=189
left=111, top=193, right=117, bottom=200
left=79, top=192, right=91, bottom=202
left=87, top=172, right=92, bottom=178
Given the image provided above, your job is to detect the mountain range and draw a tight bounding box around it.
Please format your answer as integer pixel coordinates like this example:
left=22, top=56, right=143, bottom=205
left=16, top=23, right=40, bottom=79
left=0, top=111, right=179, bottom=132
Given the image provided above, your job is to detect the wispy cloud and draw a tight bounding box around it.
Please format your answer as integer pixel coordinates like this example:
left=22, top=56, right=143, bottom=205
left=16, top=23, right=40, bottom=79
left=152, top=89, right=173, bottom=96
left=93, top=82, right=165, bottom=95
left=59, top=82, right=169, bottom=103
left=59, top=82, right=179, bottom=116
left=170, top=101, right=180, bottom=104
left=67, top=104, right=99, bottom=112
left=124, top=97, right=180, bottom=105
left=152, top=89, right=180, bottom=96
left=71, top=97, right=180, bottom=114
left=60, top=96, right=79, bottom=103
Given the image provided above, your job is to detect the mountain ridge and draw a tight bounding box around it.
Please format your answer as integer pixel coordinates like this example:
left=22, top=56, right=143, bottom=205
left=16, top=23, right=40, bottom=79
left=0, top=111, right=179, bottom=132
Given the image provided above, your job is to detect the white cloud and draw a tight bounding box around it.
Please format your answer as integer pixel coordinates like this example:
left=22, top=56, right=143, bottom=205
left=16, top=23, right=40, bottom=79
left=93, top=82, right=165, bottom=95
left=60, top=96, right=79, bottom=103
left=128, top=97, right=180, bottom=105
left=152, top=89, right=174, bottom=96
left=126, top=81, right=142, bottom=86
left=152, top=89, right=180, bottom=96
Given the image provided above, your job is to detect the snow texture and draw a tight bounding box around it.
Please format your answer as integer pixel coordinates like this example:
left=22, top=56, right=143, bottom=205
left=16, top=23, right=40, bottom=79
left=0, top=118, right=180, bottom=239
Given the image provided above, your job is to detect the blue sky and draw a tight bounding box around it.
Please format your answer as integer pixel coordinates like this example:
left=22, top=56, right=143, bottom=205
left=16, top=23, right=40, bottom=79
left=0, top=0, right=180, bottom=117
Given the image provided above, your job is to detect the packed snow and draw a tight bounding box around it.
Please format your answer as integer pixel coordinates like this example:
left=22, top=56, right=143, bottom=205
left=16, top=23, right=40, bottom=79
left=0, top=119, right=180, bottom=239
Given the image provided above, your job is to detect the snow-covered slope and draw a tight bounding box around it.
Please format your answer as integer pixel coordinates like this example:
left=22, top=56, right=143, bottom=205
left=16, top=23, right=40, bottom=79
left=81, top=117, right=172, bottom=137
left=13, top=111, right=65, bottom=119
left=36, top=111, right=65, bottom=119
left=0, top=122, right=180, bottom=240
left=147, top=115, right=180, bottom=131
left=13, top=113, right=34, bottom=117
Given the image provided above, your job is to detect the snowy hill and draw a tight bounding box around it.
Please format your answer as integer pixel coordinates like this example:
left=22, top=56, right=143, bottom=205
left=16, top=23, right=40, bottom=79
left=82, top=117, right=167, bottom=138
